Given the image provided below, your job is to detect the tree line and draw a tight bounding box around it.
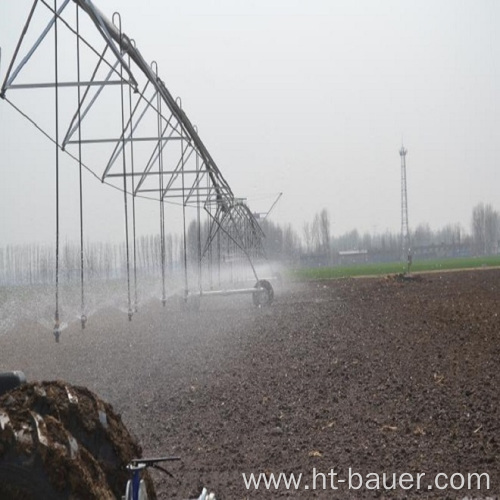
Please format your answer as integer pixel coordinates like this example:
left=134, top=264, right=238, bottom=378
left=1, top=203, right=498, bottom=285
left=260, top=202, right=500, bottom=263
left=0, top=235, right=183, bottom=286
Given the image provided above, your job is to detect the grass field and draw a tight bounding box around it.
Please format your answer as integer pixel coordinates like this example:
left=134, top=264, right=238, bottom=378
left=288, top=255, right=500, bottom=281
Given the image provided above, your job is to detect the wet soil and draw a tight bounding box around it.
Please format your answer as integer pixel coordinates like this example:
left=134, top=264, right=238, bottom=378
left=1, top=269, right=499, bottom=498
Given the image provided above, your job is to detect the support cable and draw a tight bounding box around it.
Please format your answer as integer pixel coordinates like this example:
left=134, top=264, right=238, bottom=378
left=154, top=62, right=166, bottom=307
left=128, top=42, right=138, bottom=312
left=194, top=126, right=202, bottom=296
left=76, top=4, right=86, bottom=329
left=53, top=0, right=61, bottom=342
left=178, top=97, right=188, bottom=301
left=114, top=12, right=132, bottom=321
left=207, top=172, right=213, bottom=290
left=217, top=225, right=221, bottom=288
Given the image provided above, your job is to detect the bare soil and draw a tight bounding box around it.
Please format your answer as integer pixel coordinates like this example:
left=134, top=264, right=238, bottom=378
left=1, top=269, right=499, bottom=499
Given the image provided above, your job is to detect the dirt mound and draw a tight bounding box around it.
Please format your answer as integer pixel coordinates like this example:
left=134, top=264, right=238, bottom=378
left=0, top=381, right=154, bottom=499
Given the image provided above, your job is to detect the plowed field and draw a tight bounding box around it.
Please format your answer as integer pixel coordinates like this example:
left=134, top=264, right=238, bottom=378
left=1, top=269, right=499, bottom=498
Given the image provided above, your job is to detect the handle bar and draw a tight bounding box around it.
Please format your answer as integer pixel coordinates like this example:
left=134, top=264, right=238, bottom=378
left=130, top=456, right=180, bottom=466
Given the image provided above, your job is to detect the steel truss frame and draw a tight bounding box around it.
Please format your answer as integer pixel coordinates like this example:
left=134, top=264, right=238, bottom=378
left=1, top=0, right=271, bottom=334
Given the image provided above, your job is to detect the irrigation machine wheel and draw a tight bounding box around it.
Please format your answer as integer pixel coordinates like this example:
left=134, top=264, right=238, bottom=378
left=253, top=279, right=274, bottom=307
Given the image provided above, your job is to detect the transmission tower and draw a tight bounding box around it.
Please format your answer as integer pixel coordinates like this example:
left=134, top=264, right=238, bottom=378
left=399, top=144, right=411, bottom=271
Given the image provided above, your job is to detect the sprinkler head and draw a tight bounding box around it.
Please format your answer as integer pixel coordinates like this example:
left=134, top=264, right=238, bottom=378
left=81, top=315, right=87, bottom=329
left=128, top=309, right=133, bottom=321
left=53, top=322, right=61, bottom=343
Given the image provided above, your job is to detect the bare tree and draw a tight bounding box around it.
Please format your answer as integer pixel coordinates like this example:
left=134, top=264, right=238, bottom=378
left=413, top=223, right=433, bottom=247
left=472, top=203, right=499, bottom=255
left=319, top=208, right=331, bottom=255
left=311, top=213, right=321, bottom=252
left=302, top=222, right=313, bottom=253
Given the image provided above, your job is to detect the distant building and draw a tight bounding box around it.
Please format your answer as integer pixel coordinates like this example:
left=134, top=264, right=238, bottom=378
left=338, top=250, right=368, bottom=265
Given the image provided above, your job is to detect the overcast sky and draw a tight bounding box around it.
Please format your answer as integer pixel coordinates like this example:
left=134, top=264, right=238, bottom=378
left=1, top=0, right=499, bottom=245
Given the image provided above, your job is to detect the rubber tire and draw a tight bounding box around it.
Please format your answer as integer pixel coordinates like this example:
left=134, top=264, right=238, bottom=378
left=0, top=371, right=26, bottom=397
left=252, top=280, right=274, bottom=307
left=0, top=381, right=154, bottom=499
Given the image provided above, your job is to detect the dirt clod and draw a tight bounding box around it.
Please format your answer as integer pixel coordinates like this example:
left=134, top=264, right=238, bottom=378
left=0, top=381, right=154, bottom=499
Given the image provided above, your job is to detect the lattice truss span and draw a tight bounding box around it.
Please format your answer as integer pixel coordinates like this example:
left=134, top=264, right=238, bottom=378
left=1, top=0, right=272, bottom=307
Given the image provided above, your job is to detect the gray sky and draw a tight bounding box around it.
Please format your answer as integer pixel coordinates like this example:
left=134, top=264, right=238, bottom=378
left=1, top=0, right=499, bottom=245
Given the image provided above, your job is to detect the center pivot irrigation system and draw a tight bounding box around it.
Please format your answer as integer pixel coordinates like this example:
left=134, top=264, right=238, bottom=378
left=1, top=0, right=276, bottom=341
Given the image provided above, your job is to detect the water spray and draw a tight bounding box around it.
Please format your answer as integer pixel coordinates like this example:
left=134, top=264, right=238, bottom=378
left=53, top=312, right=61, bottom=343
left=1, top=0, right=279, bottom=316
